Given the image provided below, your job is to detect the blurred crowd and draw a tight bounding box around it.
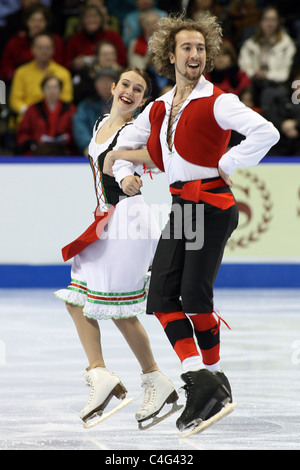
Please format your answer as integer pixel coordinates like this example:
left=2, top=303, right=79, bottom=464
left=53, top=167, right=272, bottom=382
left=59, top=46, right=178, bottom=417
left=0, top=0, right=300, bottom=157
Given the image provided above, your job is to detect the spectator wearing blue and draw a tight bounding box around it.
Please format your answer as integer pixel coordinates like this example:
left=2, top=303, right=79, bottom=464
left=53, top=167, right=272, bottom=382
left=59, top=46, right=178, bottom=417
left=122, top=0, right=167, bottom=47
left=73, top=67, right=119, bottom=156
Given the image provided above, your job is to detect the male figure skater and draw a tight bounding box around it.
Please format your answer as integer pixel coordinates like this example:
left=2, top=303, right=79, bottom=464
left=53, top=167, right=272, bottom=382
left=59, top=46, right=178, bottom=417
left=104, top=13, right=280, bottom=435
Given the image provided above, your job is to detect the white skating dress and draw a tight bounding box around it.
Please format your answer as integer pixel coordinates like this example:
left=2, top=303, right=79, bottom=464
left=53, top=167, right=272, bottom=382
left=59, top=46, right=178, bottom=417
left=55, top=116, right=160, bottom=320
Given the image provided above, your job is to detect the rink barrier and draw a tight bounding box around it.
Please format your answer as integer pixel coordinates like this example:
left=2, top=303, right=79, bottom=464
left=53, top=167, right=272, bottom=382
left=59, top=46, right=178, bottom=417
left=0, top=262, right=299, bottom=288
left=0, top=155, right=299, bottom=288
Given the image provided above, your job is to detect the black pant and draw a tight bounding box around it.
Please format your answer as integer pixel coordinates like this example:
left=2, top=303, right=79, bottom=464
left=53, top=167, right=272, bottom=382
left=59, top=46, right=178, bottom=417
left=147, top=182, right=239, bottom=314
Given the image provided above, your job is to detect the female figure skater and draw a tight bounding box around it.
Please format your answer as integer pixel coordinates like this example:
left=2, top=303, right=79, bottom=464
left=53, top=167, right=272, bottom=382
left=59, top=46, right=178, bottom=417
left=55, top=67, right=180, bottom=429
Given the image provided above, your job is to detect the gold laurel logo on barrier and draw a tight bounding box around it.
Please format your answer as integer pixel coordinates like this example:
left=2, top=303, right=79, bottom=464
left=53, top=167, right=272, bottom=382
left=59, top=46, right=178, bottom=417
left=227, top=169, right=273, bottom=250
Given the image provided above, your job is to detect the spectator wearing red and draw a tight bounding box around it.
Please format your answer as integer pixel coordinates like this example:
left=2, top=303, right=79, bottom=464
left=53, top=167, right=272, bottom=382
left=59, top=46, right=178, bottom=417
left=64, top=4, right=127, bottom=73
left=0, top=4, right=64, bottom=83
left=16, top=75, right=77, bottom=156
left=206, top=41, right=252, bottom=96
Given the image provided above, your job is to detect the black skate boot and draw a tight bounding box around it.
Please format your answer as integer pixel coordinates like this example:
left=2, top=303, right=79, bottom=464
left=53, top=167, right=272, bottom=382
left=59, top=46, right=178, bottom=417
left=177, top=369, right=237, bottom=437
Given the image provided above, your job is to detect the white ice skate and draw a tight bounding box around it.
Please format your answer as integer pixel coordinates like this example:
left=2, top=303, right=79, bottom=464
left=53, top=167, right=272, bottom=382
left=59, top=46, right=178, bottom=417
left=136, top=370, right=183, bottom=430
left=81, top=367, right=134, bottom=429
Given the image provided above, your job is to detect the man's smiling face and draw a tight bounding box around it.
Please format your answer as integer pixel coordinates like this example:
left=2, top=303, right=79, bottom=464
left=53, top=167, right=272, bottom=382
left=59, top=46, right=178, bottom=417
left=169, top=29, right=207, bottom=84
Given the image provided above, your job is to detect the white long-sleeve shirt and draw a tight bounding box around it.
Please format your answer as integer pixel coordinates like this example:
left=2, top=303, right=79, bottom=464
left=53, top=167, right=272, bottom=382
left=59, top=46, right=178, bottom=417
left=113, top=76, right=280, bottom=185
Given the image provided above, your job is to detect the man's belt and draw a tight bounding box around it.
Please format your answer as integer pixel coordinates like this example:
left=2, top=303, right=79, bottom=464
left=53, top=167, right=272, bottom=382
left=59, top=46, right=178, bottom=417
left=169, top=178, right=235, bottom=210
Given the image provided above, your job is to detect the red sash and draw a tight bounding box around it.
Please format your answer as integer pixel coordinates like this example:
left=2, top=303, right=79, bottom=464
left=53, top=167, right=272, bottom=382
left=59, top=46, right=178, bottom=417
left=169, top=178, right=235, bottom=210
left=62, top=206, right=115, bottom=261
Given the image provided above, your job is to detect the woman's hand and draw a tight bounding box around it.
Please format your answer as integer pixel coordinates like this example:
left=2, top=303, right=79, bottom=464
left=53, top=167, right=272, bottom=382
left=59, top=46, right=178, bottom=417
left=121, top=175, right=143, bottom=195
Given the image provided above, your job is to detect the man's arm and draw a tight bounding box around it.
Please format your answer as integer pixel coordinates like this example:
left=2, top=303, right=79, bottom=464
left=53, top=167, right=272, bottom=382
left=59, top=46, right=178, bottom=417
left=108, top=102, right=153, bottom=182
left=103, top=148, right=154, bottom=176
left=215, top=93, right=280, bottom=177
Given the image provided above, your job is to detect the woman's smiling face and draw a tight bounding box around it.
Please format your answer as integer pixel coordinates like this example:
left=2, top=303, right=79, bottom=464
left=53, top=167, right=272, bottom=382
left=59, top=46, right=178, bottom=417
left=111, top=70, right=147, bottom=113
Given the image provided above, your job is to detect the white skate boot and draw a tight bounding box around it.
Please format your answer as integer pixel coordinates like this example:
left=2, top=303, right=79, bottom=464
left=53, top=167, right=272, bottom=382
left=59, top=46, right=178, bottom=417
left=80, top=367, right=133, bottom=428
left=136, top=370, right=183, bottom=430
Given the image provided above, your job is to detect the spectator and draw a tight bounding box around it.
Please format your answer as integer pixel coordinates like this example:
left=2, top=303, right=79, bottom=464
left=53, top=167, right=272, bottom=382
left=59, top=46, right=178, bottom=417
left=127, top=10, right=161, bottom=69
left=127, top=9, right=174, bottom=97
left=73, top=67, right=119, bottom=156
left=228, top=86, right=262, bottom=147
left=186, top=0, right=225, bottom=16
left=0, top=4, right=64, bottom=83
left=228, top=0, right=261, bottom=45
left=238, top=6, right=296, bottom=107
left=146, top=63, right=174, bottom=99
left=106, top=0, right=144, bottom=23
left=239, top=86, right=262, bottom=113
left=268, top=0, right=300, bottom=47
left=0, top=0, right=22, bottom=57
left=122, top=0, right=167, bottom=47
left=64, top=4, right=127, bottom=73
left=93, top=40, right=123, bottom=74
left=0, top=1, right=53, bottom=56
left=262, top=68, right=300, bottom=155
left=91, top=0, right=120, bottom=32
left=186, top=0, right=232, bottom=40
left=64, top=0, right=121, bottom=39
left=9, top=33, right=73, bottom=122
left=73, top=39, right=123, bottom=104
left=0, top=104, right=13, bottom=155
left=156, top=1, right=183, bottom=13
left=16, top=74, right=77, bottom=156
left=206, top=40, right=252, bottom=95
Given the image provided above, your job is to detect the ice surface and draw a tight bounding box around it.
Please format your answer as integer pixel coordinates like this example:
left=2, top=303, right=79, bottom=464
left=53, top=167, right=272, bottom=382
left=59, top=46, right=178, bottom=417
left=0, top=288, right=300, bottom=450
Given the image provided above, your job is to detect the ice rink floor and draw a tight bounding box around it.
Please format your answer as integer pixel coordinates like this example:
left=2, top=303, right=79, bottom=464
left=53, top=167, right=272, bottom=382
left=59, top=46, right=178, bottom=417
left=0, top=288, right=300, bottom=451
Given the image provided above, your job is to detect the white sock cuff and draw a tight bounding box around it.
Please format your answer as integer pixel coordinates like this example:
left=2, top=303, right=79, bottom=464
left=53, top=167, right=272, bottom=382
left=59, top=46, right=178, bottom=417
left=182, top=356, right=204, bottom=373
left=205, top=361, right=221, bottom=372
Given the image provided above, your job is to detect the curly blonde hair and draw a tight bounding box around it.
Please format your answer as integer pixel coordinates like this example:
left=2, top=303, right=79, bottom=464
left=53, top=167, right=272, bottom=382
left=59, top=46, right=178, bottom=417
left=149, top=12, right=223, bottom=81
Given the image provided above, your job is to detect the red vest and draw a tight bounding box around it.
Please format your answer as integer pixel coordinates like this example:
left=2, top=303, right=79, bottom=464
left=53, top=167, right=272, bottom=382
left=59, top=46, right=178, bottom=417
left=146, top=86, right=231, bottom=172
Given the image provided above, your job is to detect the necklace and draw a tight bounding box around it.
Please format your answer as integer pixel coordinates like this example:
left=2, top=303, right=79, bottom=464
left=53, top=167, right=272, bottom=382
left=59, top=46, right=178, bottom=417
left=183, top=82, right=197, bottom=91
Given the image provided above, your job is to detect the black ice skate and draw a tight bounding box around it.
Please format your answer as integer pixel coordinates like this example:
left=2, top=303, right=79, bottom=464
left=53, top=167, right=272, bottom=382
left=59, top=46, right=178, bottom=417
left=177, top=368, right=237, bottom=437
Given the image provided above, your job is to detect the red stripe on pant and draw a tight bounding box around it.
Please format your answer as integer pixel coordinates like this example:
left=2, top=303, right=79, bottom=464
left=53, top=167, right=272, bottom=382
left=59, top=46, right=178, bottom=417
left=154, top=311, right=220, bottom=366
left=154, top=311, right=200, bottom=363
left=190, top=313, right=220, bottom=366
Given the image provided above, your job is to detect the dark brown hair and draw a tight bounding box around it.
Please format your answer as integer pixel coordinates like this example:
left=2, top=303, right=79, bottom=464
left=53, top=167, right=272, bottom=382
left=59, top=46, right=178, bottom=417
left=254, top=7, right=283, bottom=44
left=41, top=74, right=63, bottom=90
left=116, top=67, right=152, bottom=100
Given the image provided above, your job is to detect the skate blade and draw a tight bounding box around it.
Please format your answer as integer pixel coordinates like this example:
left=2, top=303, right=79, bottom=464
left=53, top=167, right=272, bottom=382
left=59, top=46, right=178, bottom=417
left=179, top=401, right=237, bottom=438
left=83, top=397, right=134, bottom=429
left=138, top=401, right=183, bottom=430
